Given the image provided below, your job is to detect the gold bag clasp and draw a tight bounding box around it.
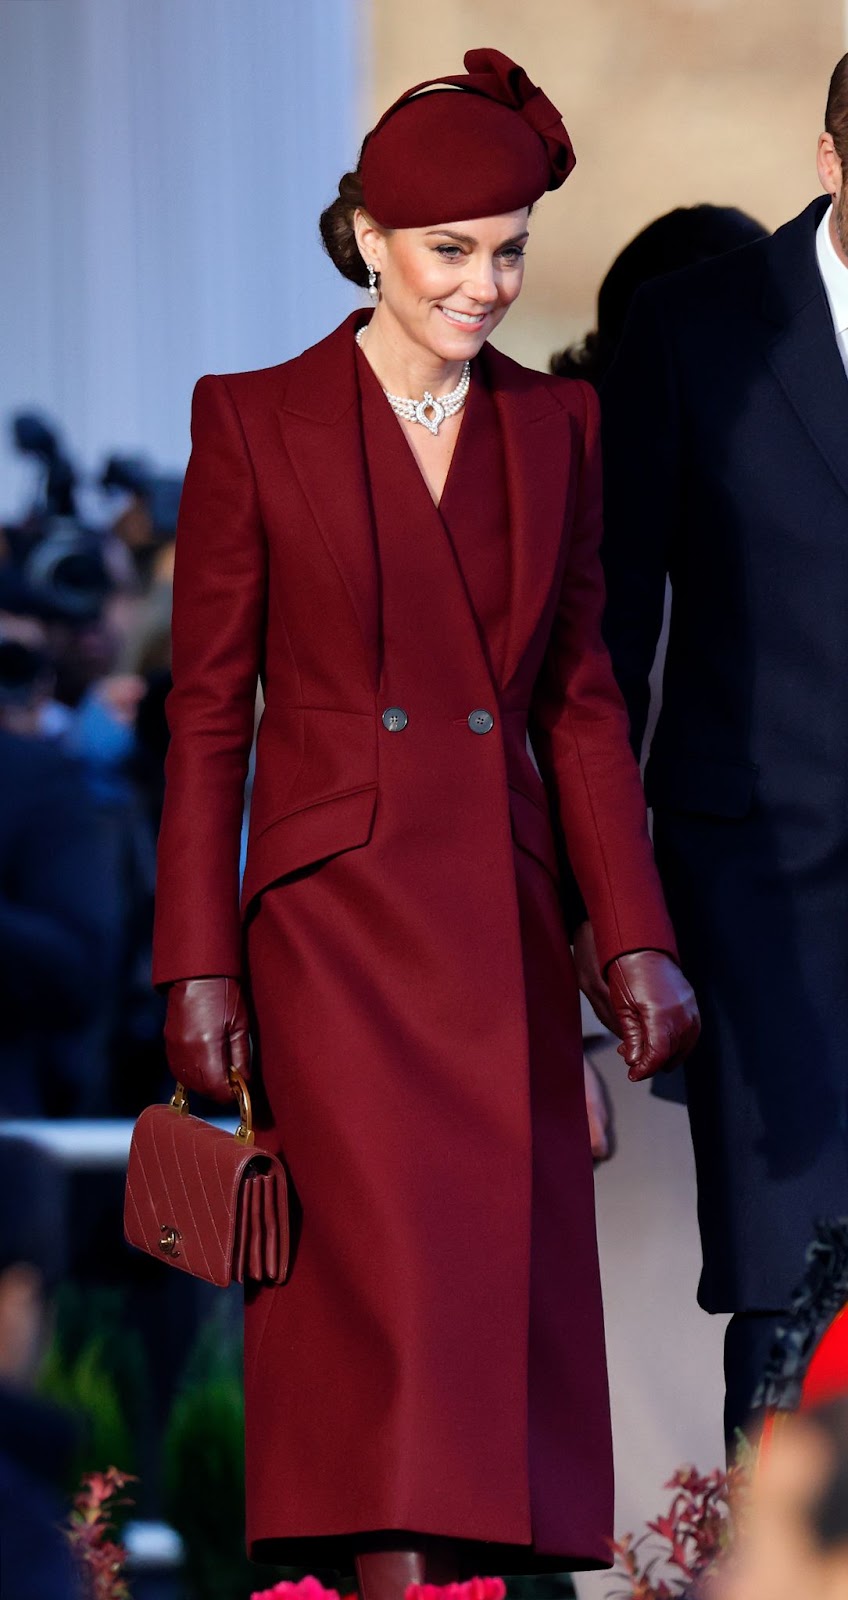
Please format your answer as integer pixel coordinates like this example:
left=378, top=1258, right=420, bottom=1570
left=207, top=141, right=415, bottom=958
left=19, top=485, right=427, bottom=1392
left=159, top=1224, right=181, bottom=1257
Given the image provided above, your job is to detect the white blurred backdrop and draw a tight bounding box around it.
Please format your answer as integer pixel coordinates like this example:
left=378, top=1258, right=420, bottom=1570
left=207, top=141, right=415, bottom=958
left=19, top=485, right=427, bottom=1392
left=0, top=0, right=365, bottom=518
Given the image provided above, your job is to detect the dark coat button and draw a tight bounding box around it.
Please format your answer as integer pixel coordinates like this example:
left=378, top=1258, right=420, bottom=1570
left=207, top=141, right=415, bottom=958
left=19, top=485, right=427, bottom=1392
left=468, top=708, right=494, bottom=734
left=382, top=706, right=408, bottom=731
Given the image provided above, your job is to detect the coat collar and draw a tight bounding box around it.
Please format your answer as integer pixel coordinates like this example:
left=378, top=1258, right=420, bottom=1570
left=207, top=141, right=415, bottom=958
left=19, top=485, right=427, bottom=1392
left=276, top=312, right=379, bottom=682
left=762, top=196, right=848, bottom=501
left=277, top=313, right=574, bottom=693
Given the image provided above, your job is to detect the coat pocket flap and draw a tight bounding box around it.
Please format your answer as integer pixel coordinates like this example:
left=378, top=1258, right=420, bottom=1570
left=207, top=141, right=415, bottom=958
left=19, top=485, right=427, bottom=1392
left=645, top=753, right=758, bottom=818
left=241, top=785, right=378, bottom=915
left=508, top=784, right=559, bottom=878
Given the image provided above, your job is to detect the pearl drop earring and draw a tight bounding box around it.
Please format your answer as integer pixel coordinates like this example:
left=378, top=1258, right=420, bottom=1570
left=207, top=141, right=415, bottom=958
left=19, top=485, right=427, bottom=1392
left=367, top=263, right=379, bottom=301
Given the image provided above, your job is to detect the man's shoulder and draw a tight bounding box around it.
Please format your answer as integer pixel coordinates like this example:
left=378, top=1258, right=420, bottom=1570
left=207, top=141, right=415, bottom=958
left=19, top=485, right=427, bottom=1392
left=638, top=197, right=826, bottom=329
left=638, top=233, right=768, bottom=323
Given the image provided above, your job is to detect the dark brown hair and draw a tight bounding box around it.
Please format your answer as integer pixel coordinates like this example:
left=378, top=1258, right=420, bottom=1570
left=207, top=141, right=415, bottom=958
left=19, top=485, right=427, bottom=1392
left=319, top=151, right=373, bottom=289
left=825, top=54, right=848, bottom=175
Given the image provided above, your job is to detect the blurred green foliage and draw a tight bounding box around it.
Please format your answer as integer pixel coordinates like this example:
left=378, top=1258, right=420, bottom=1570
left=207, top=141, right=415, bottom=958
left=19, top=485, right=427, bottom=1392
left=37, top=1284, right=148, bottom=1508
left=161, top=1302, right=293, bottom=1600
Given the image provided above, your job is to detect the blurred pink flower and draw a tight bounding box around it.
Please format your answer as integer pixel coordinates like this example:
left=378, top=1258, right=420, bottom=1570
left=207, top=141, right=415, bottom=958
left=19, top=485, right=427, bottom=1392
left=250, top=1572, right=507, bottom=1600
left=250, top=1579, right=353, bottom=1600
left=407, top=1581, right=507, bottom=1600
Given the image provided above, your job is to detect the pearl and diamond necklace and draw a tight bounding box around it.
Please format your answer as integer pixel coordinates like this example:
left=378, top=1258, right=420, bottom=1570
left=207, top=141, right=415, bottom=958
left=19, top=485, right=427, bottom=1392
left=355, top=326, right=470, bottom=437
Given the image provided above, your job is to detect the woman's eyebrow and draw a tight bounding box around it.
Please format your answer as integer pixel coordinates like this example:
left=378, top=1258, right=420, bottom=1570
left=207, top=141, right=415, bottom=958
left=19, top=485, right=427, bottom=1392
left=423, top=229, right=476, bottom=245
left=423, top=228, right=530, bottom=247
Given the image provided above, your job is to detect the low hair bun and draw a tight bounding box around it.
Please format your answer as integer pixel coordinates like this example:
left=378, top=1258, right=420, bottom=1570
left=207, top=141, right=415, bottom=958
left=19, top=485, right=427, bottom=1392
left=319, top=167, right=370, bottom=289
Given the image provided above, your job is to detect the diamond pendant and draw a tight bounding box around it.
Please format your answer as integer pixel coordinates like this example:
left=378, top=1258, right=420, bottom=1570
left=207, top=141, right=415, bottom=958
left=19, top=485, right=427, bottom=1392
left=415, top=392, right=445, bottom=436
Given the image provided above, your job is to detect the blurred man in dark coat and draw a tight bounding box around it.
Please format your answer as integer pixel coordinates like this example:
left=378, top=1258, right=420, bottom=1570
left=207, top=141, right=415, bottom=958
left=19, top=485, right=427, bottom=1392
left=600, top=55, right=848, bottom=1442
left=0, top=1136, right=81, bottom=1599
left=0, top=615, right=117, bottom=1114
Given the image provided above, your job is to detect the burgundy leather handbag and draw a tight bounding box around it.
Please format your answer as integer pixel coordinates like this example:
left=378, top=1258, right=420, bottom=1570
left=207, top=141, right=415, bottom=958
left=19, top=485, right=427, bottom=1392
left=123, top=1072, right=289, bottom=1287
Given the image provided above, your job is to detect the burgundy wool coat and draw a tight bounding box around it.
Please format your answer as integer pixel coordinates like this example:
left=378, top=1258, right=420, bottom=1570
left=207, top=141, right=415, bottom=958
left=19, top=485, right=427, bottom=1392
left=152, top=311, right=677, bottom=1575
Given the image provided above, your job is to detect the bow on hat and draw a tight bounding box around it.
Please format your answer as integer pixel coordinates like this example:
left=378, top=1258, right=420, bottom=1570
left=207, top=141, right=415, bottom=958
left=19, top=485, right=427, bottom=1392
left=366, top=46, right=575, bottom=192
left=459, top=48, right=575, bottom=189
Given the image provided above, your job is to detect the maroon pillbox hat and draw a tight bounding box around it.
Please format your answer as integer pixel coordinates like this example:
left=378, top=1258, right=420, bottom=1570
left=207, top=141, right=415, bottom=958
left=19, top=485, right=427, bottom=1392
left=360, top=47, right=575, bottom=229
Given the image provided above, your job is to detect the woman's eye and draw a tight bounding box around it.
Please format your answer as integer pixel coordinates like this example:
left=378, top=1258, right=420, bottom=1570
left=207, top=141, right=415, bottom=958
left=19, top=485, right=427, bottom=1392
left=435, top=245, right=463, bottom=260
left=498, top=247, right=526, bottom=264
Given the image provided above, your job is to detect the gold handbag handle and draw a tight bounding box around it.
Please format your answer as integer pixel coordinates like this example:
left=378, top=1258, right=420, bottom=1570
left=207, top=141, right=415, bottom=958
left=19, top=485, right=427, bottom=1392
left=170, top=1069, right=255, bottom=1147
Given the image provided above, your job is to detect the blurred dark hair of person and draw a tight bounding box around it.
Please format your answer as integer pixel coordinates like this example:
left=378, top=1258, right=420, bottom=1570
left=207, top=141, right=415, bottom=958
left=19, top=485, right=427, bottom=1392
left=551, top=204, right=769, bottom=387
left=15, top=522, right=135, bottom=707
left=0, top=1135, right=81, bottom=1599
left=101, top=453, right=183, bottom=587
left=11, top=410, right=78, bottom=524
left=0, top=612, right=55, bottom=737
left=720, top=1396, right=848, bottom=1600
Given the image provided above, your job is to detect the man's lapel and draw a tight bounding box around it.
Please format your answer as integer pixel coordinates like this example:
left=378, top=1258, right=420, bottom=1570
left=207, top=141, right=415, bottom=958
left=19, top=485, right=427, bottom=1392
left=764, top=198, right=848, bottom=503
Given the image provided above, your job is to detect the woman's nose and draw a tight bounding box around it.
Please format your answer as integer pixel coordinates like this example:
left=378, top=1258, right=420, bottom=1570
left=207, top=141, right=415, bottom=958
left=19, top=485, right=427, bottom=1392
left=463, top=259, right=498, bottom=303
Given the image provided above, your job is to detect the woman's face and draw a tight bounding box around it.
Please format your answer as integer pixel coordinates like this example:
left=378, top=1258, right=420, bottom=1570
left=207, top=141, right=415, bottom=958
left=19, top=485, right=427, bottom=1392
left=366, top=208, right=530, bottom=362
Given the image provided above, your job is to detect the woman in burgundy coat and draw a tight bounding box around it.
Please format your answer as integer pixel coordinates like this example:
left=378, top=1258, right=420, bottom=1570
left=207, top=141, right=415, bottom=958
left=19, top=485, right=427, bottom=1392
left=152, top=48, right=699, bottom=1600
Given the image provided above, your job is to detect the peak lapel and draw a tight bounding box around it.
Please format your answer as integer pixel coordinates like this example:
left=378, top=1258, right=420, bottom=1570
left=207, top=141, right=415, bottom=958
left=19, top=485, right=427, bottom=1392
left=277, top=314, right=379, bottom=681
left=485, top=346, right=574, bottom=691
left=766, top=312, right=848, bottom=503
left=763, top=200, right=848, bottom=503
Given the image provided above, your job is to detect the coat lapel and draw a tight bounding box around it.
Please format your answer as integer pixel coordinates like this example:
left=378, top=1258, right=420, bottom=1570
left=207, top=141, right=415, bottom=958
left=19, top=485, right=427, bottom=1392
left=763, top=198, right=848, bottom=503
left=277, top=312, right=379, bottom=681
left=483, top=345, right=575, bottom=692
left=278, top=320, right=575, bottom=696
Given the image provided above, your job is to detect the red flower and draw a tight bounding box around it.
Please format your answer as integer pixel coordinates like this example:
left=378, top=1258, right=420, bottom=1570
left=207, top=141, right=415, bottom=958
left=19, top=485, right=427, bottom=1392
left=407, top=1581, right=507, bottom=1600
left=250, top=1580, right=356, bottom=1600
left=65, top=1467, right=137, bottom=1600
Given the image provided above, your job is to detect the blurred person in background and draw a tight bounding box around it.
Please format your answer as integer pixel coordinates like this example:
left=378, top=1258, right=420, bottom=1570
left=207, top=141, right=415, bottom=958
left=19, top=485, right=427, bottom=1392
left=598, top=54, right=848, bottom=1446
left=10, top=410, right=78, bottom=532
left=0, top=1135, right=80, bottom=1599
left=0, top=407, right=182, bottom=1113
left=152, top=45, right=698, bottom=1597
left=0, top=606, right=118, bottom=1115
left=549, top=204, right=768, bottom=1129
left=551, top=204, right=767, bottom=388
left=721, top=1399, right=848, bottom=1600
left=0, top=507, right=172, bottom=1113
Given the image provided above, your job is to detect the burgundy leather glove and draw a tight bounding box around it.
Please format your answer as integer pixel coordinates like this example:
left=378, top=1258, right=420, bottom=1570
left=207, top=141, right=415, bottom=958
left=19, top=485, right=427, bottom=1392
left=163, top=977, right=252, bottom=1105
left=606, top=950, right=700, bottom=1082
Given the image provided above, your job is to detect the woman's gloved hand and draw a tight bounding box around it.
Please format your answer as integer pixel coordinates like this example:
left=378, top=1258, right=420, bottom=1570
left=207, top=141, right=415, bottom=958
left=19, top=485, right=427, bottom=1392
left=163, top=977, right=251, bottom=1104
left=606, top=950, right=700, bottom=1082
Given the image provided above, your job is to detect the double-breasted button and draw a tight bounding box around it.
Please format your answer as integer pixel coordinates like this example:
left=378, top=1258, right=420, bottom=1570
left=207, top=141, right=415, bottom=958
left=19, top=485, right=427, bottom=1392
left=468, top=708, right=494, bottom=734
left=382, top=706, right=408, bottom=732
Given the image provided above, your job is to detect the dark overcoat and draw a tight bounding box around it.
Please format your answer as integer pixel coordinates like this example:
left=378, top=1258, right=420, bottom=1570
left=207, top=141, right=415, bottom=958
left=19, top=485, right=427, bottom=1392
left=0, top=729, right=116, bottom=1115
left=601, top=197, right=848, bottom=1314
left=152, top=311, right=676, bottom=1571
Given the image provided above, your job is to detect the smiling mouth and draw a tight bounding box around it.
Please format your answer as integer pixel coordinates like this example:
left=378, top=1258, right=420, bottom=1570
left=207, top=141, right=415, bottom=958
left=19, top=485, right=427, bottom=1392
left=437, top=306, right=490, bottom=327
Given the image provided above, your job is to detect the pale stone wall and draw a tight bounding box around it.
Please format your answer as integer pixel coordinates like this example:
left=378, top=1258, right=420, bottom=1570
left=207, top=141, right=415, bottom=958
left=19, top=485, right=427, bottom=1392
left=366, top=0, right=845, bottom=369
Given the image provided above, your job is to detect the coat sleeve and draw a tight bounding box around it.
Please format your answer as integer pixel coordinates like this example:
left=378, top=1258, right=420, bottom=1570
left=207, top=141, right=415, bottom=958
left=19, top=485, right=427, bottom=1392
left=152, top=374, right=267, bottom=988
left=528, top=380, right=678, bottom=972
left=600, top=283, right=681, bottom=758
